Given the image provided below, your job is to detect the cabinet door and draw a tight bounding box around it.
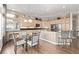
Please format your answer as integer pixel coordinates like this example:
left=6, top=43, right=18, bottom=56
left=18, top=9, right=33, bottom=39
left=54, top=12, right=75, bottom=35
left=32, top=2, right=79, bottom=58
left=40, top=31, right=44, bottom=39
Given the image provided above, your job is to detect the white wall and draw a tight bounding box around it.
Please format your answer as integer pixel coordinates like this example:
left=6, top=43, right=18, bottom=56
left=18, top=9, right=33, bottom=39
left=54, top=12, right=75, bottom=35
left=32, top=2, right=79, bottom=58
left=0, top=4, right=6, bottom=52
left=0, top=5, right=3, bottom=52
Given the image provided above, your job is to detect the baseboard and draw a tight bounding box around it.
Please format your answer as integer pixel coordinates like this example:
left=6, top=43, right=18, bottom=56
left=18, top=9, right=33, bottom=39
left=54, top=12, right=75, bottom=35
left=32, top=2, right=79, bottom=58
left=40, top=38, right=70, bottom=45
left=40, top=38, right=58, bottom=45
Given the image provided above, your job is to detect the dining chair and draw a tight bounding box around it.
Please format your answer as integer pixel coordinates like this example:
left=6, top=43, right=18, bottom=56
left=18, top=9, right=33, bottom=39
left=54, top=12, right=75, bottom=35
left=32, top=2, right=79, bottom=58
left=27, top=32, right=40, bottom=53
left=58, top=31, right=75, bottom=48
left=27, top=32, right=40, bottom=47
left=12, top=31, right=27, bottom=54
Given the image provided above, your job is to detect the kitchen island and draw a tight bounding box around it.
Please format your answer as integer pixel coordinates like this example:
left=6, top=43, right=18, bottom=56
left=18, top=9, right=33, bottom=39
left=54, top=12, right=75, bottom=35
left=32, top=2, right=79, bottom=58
left=40, top=31, right=59, bottom=45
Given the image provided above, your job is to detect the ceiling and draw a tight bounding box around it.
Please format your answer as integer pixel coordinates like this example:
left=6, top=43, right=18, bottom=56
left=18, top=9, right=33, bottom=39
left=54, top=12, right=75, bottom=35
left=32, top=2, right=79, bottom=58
left=7, top=4, right=79, bottom=19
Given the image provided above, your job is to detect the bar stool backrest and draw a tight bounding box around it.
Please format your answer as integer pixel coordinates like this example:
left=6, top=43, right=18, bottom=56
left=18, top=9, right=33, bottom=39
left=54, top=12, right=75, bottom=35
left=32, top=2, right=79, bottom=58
left=61, top=31, right=69, bottom=38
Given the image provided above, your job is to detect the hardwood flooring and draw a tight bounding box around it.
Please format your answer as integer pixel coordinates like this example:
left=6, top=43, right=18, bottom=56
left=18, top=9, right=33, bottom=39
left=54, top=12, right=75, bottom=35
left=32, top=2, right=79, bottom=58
left=1, top=40, right=79, bottom=54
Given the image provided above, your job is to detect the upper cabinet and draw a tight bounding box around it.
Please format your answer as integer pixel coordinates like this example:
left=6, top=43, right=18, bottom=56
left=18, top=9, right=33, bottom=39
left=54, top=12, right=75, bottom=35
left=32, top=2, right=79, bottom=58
left=6, top=18, right=20, bottom=31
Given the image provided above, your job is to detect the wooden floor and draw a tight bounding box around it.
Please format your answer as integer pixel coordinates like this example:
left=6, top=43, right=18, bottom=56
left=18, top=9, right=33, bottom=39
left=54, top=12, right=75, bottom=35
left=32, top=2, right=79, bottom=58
left=1, top=40, right=79, bottom=54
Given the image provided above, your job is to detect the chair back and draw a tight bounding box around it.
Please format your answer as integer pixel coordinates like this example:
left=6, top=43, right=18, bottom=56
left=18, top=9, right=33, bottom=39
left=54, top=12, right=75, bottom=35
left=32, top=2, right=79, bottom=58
left=19, top=31, right=27, bottom=40
left=31, top=32, right=40, bottom=44
left=60, top=31, right=75, bottom=38
left=61, top=31, right=70, bottom=38
left=12, top=32, right=18, bottom=45
left=69, top=31, right=74, bottom=38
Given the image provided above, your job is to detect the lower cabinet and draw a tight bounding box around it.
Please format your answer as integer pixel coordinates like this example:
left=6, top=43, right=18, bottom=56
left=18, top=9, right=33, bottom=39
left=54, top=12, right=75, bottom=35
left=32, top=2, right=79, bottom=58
left=40, top=31, right=58, bottom=45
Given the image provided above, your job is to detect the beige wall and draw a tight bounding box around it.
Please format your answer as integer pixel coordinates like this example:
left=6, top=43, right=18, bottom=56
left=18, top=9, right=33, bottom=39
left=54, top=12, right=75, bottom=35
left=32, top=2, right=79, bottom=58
left=19, top=18, right=42, bottom=27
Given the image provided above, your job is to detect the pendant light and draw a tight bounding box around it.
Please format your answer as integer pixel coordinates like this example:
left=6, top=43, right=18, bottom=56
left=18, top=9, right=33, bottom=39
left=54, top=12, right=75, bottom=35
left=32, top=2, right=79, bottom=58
left=28, top=16, right=32, bottom=23
left=28, top=19, right=32, bottom=23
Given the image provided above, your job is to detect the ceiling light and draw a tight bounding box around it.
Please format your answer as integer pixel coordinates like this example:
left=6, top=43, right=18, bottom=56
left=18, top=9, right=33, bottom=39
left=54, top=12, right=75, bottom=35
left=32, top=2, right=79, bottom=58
left=62, top=6, right=66, bottom=8
left=23, top=15, right=25, bottom=17
left=24, top=20, right=27, bottom=22
left=6, top=13, right=15, bottom=18
left=12, top=9, right=15, bottom=10
left=0, top=4, right=2, bottom=6
left=28, top=19, right=32, bottom=23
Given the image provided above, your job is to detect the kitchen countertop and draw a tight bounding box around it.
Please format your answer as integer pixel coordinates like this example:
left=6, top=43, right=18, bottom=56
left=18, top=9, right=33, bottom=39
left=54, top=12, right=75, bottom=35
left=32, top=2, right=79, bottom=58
left=20, top=27, right=48, bottom=30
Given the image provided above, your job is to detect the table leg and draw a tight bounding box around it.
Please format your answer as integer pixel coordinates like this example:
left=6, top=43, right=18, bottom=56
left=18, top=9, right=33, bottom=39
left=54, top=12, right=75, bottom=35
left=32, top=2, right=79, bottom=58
left=26, top=39, right=28, bottom=51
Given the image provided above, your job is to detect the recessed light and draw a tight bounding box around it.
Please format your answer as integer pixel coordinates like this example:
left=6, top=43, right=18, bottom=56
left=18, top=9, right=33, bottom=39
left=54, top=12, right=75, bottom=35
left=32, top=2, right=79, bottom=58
left=24, top=20, right=27, bottom=22
left=12, top=9, right=15, bottom=10
left=23, top=15, right=25, bottom=17
left=28, top=19, right=32, bottom=23
left=0, top=4, right=2, bottom=6
left=62, top=6, right=66, bottom=8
